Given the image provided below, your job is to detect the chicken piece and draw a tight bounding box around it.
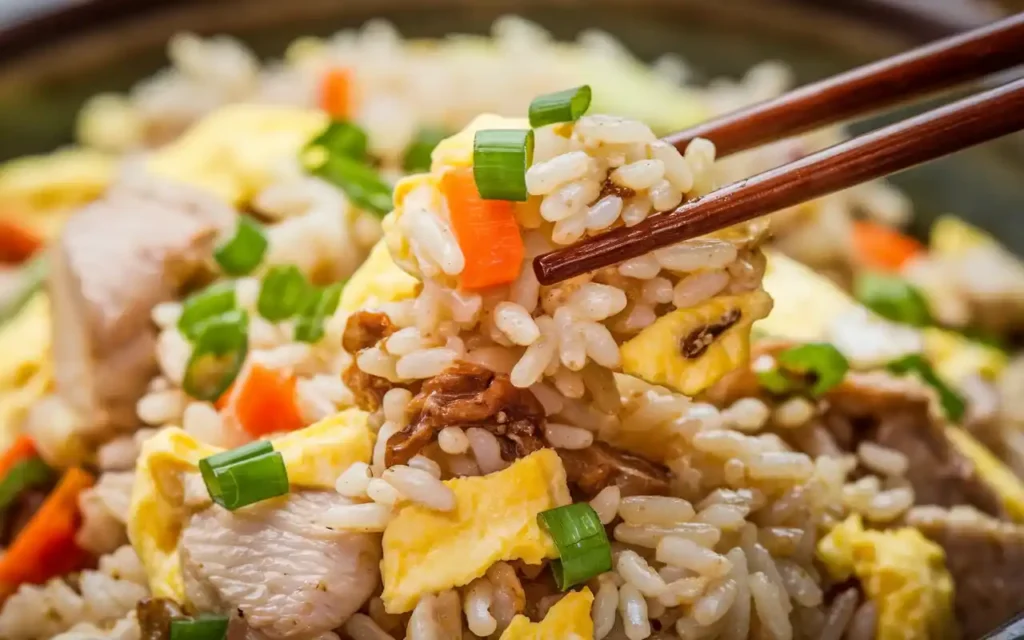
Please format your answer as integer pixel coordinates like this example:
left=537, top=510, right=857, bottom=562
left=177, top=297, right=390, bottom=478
left=180, top=490, right=380, bottom=639
left=49, top=184, right=230, bottom=433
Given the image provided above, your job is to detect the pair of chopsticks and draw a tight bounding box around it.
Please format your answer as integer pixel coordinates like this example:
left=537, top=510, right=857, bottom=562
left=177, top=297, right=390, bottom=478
left=533, top=13, right=1024, bottom=286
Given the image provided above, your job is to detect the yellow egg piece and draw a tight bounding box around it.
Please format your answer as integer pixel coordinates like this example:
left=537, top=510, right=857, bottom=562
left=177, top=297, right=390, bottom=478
left=945, top=426, right=1024, bottom=523
left=270, top=408, right=374, bottom=487
left=930, top=215, right=992, bottom=257
left=818, top=514, right=956, bottom=640
left=922, top=327, right=1007, bottom=383
left=620, top=289, right=772, bottom=397
left=381, top=448, right=571, bottom=613
left=0, top=147, right=114, bottom=214
left=757, top=250, right=857, bottom=342
left=339, top=239, right=420, bottom=313
left=148, top=104, right=328, bottom=206
left=430, top=114, right=530, bottom=170
left=499, top=588, right=594, bottom=640
left=0, top=293, right=53, bottom=452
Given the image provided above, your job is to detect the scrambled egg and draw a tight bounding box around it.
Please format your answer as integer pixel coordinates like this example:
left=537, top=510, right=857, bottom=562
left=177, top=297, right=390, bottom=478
left=148, top=104, right=328, bottom=206
left=0, top=148, right=113, bottom=217
left=621, top=289, right=773, bottom=396
left=945, top=426, right=1024, bottom=523
left=921, top=327, right=1006, bottom=383
left=380, top=449, right=571, bottom=613
left=128, top=408, right=373, bottom=601
left=0, top=293, right=52, bottom=452
left=339, top=239, right=420, bottom=313
left=930, top=215, right=990, bottom=257
left=499, top=588, right=594, bottom=640
left=818, top=514, right=956, bottom=640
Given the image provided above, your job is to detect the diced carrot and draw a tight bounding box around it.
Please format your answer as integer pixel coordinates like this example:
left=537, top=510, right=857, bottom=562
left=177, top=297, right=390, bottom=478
left=852, top=220, right=924, bottom=272
left=0, top=468, right=93, bottom=598
left=0, top=219, right=42, bottom=264
left=441, top=167, right=525, bottom=290
left=319, top=67, right=353, bottom=119
left=0, top=435, right=37, bottom=479
left=219, top=363, right=305, bottom=438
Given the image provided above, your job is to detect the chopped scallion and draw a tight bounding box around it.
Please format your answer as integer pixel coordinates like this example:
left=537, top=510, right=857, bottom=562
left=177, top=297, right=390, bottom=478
left=776, top=343, right=850, bottom=396
left=178, top=284, right=238, bottom=341
left=473, top=129, right=534, bottom=201
left=0, top=457, right=52, bottom=512
left=182, top=310, right=249, bottom=402
left=886, top=354, right=966, bottom=422
left=315, top=156, right=393, bottom=217
left=214, top=218, right=268, bottom=276
left=403, top=127, right=448, bottom=173
left=538, top=503, right=612, bottom=590
left=528, top=85, right=592, bottom=128
left=294, top=281, right=344, bottom=343
left=258, top=265, right=310, bottom=322
left=307, top=120, right=368, bottom=162
left=854, top=273, right=932, bottom=327
left=199, top=440, right=288, bottom=511
left=169, top=615, right=230, bottom=640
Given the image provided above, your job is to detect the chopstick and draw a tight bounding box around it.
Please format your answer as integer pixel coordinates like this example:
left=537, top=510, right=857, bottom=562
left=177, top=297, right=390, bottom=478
left=664, top=13, right=1024, bottom=158
left=533, top=77, right=1024, bottom=286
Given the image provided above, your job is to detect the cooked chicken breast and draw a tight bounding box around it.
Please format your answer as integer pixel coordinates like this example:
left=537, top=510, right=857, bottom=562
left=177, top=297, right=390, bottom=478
left=180, top=490, right=381, bottom=639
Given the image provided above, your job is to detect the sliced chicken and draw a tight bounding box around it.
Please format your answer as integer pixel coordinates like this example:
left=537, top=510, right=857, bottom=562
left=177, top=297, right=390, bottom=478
left=180, top=490, right=381, bottom=639
left=49, top=182, right=231, bottom=434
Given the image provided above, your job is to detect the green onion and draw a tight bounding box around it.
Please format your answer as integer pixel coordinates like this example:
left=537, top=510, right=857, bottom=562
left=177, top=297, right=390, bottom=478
left=294, top=281, right=344, bottom=343
left=538, top=503, right=612, bottom=590
left=315, top=156, right=393, bottom=217
left=169, top=615, right=230, bottom=640
left=307, top=120, right=368, bottom=162
left=403, top=127, right=448, bottom=173
left=182, top=310, right=249, bottom=402
left=258, top=265, right=311, bottom=322
left=528, top=85, right=592, bottom=128
left=214, top=218, right=268, bottom=276
left=886, top=354, right=966, bottom=422
left=178, top=284, right=238, bottom=341
left=0, top=254, right=46, bottom=326
left=199, top=440, right=288, bottom=511
left=756, top=343, right=850, bottom=396
left=0, top=457, right=52, bottom=512
left=473, top=129, right=534, bottom=201
left=854, top=273, right=932, bottom=327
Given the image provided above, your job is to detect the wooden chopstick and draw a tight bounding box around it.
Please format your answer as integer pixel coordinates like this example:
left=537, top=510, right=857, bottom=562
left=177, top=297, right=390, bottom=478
left=533, top=77, right=1024, bottom=286
left=663, top=12, right=1024, bottom=158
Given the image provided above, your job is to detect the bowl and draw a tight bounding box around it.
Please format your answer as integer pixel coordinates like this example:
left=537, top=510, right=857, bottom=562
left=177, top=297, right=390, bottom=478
left=0, top=0, right=1021, bottom=251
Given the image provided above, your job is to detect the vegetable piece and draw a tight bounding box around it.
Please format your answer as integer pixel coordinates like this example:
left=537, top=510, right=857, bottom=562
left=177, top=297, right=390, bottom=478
left=528, top=85, right=593, bottom=128
left=307, top=120, right=368, bottom=162
left=0, top=435, right=38, bottom=478
left=0, top=219, right=42, bottom=264
left=214, top=218, right=268, bottom=276
left=0, top=254, right=46, bottom=326
left=183, top=310, right=249, bottom=402
left=757, top=343, right=850, bottom=397
left=472, top=129, right=534, bottom=201
left=199, top=440, right=289, bottom=510
left=538, top=503, right=612, bottom=590
left=257, top=264, right=310, bottom=322
left=403, top=127, right=449, bottom=173
left=219, top=363, right=305, bottom=438
left=886, top=354, right=966, bottom=422
left=441, top=167, right=525, bottom=290
left=314, top=155, right=393, bottom=217
left=169, top=615, right=230, bottom=640
left=179, top=283, right=238, bottom=341
left=0, top=468, right=93, bottom=596
left=852, top=220, right=924, bottom=272
left=294, top=281, right=344, bottom=343
left=854, top=272, right=932, bottom=327
left=319, top=67, right=353, bottom=119
left=0, top=457, right=52, bottom=512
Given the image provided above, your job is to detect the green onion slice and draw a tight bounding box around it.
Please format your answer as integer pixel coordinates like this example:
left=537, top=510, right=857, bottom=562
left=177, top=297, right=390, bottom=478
left=178, top=284, right=238, bottom=341
left=214, top=218, right=268, bottom=277
left=528, top=85, right=593, bottom=128
left=307, top=120, right=368, bottom=162
left=886, top=354, right=966, bottom=422
left=314, top=156, right=393, bottom=217
left=403, top=127, right=448, bottom=173
left=169, top=615, right=230, bottom=640
left=854, top=273, right=932, bottom=327
left=258, top=265, right=311, bottom=322
left=182, top=310, right=249, bottom=402
left=473, top=129, right=534, bottom=202
left=294, top=281, right=344, bottom=344
left=0, top=457, right=52, bottom=512
left=538, top=503, right=612, bottom=590
left=199, top=440, right=288, bottom=511
left=775, top=343, right=850, bottom=396
left=0, top=254, right=46, bottom=327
